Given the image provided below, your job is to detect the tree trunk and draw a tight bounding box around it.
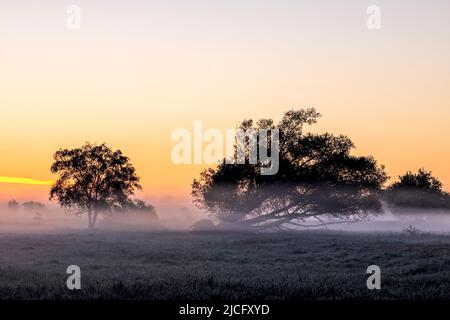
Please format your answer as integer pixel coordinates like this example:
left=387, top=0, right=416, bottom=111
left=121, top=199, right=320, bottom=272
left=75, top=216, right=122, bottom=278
left=87, top=209, right=94, bottom=229
left=91, top=212, right=98, bottom=229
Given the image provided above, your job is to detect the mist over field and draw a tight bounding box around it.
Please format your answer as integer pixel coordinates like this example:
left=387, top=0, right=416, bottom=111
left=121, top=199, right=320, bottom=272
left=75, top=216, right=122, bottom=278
left=3, top=198, right=450, bottom=300
left=2, top=201, right=450, bottom=234
left=0, top=203, right=159, bottom=232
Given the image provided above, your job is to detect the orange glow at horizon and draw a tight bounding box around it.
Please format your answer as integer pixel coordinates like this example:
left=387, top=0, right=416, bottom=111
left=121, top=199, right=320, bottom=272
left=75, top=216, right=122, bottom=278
left=1, top=1, right=450, bottom=203
left=0, top=176, right=53, bottom=186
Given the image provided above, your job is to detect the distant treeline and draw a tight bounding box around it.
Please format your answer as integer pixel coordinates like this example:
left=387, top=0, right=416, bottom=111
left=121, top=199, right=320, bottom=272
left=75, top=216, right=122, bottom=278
left=7, top=200, right=46, bottom=211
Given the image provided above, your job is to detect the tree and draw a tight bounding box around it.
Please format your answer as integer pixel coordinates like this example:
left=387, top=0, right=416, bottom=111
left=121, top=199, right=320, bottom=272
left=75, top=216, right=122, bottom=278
left=128, top=199, right=156, bottom=213
left=384, top=169, right=450, bottom=214
left=22, top=201, right=46, bottom=212
left=192, top=108, right=388, bottom=230
left=49, top=143, right=142, bottom=229
left=7, top=200, right=20, bottom=211
left=115, top=199, right=158, bottom=219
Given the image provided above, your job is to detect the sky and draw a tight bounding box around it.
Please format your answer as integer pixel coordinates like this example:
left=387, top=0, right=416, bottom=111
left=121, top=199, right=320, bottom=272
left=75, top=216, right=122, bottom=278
left=1, top=0, right=450, bottom=206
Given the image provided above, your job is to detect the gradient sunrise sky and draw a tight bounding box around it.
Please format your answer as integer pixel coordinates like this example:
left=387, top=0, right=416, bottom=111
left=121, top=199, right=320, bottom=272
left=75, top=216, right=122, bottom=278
left=1, top=0, right=450, bottom=204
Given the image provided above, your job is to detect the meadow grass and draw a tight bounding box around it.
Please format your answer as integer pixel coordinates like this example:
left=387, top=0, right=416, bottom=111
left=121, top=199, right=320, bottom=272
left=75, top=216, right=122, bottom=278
left=0, top=230, right=449, bottom=300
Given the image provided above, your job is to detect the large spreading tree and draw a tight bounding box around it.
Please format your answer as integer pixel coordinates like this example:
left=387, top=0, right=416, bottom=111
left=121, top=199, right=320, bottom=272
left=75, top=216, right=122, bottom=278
left=50, top=143, right=143, bottom=229
left=192, top=108, right=388, bottom=230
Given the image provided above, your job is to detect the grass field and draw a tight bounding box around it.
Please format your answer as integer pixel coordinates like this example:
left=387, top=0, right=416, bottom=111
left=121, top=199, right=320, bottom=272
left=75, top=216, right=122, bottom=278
left=1, top=230, right=450, bottom=300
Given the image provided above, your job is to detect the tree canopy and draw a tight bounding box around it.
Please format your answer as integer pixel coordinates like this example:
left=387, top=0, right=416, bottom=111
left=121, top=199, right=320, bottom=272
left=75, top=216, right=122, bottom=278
left=192, top=109, right=388, bottom=230
left=22, top=201, right=46, bottom=212
left=385, top=169, right=450, bottom=213
left=7, top=200, right=20, bottom=211
left=49, top=142, right=143, bottom=228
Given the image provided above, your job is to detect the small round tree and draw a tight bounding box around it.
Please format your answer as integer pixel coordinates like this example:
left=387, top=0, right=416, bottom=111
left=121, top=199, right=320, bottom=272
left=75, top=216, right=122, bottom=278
left=49, top=142, right=142, bottom=229
left=384, top=169, right=450, bottom=216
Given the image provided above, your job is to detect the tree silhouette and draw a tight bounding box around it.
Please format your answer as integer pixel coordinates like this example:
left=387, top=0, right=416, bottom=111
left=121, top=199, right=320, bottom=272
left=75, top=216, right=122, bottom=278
left=50, top=143, right=142, bottom=229
left=7, top=199, right=20, bottom=211
left=114, top=199, right=158, bottom=218
left=22, top=201, right=46, bottom=212
left=128, top=199, right=156, bottom=214
left=385, top=169, right=450, bottom=214
left=192, top=109, right=388, bottom=230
